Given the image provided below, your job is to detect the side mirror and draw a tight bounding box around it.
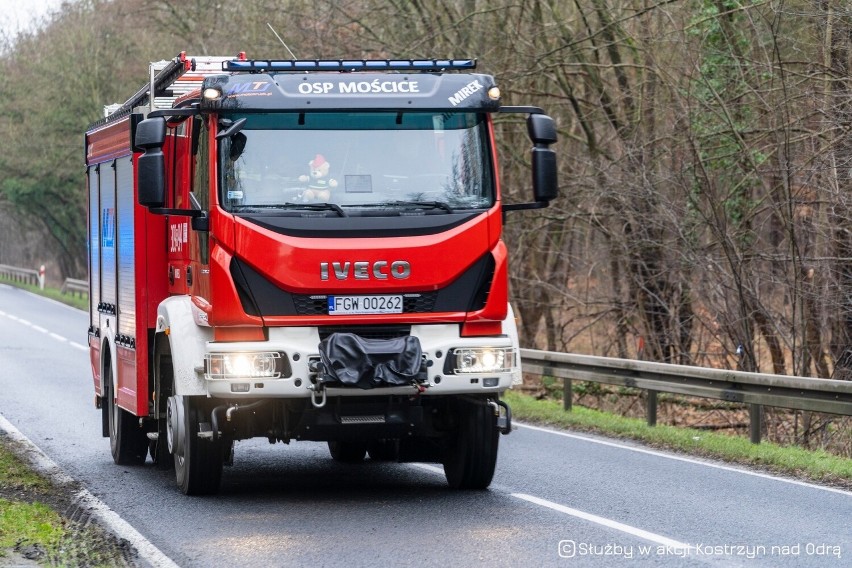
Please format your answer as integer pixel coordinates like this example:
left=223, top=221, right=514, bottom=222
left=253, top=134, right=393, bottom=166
left=135, top=117, right=166, bottom=148
left=532, top=147, right=558, bottom=202
left=135, top=118, right=166, bottom=208
left=527, top=114, right=558, bottom=145
left=191, top=215, right=209, bottom=232
left=527, top=114, right=558, bottom=203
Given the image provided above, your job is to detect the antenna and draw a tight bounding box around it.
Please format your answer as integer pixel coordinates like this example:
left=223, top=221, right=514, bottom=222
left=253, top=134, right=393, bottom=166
left=267, top=23, right=297, bottom=59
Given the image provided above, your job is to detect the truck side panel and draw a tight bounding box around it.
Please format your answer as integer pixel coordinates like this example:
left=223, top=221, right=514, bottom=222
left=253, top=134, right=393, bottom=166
left=87, top=168, right=102, bottom=394
left=133, top=150, right=168, bottom=418
left=117, top=156, right=136, bottom=339
left=100, top=164, right=117, bottom=310
left=114, top=154, right=142, bottom=415
left=87, top=118, right=166, bottom=417
left=88, top=169, right=101, bottom=331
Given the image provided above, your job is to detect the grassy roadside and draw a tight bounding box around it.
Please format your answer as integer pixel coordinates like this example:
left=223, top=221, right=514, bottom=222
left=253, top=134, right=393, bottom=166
left=0, top=280, right=130, bottom=565
left=0, top=277, right=87, bottom=312
left=504, top=390, right=852, bottom=489
left=0, top=439, right=132, bottom=566
left=0, top=440, right=62, bottom=566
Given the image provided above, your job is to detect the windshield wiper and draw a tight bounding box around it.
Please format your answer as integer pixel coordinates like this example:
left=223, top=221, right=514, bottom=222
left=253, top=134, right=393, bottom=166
left=366, top=200, right=455, bottom=213
left=231, top=202, right=347, bottom=217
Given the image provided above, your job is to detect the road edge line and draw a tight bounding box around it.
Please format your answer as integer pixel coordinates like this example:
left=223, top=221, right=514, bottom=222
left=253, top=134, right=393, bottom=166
left=511, top=493, right=689, bottom=549
left=0, top=412, right=180, bottom=568
left=515, top=421, right=852, bottom=497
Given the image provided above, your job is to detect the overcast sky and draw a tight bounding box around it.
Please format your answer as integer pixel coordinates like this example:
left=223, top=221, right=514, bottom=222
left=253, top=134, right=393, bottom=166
left=0, top=0, right=67, bottom=38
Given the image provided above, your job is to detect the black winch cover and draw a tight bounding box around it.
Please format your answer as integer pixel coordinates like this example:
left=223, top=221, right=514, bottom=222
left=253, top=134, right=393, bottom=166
left=318, top=333, right=427, bottom=389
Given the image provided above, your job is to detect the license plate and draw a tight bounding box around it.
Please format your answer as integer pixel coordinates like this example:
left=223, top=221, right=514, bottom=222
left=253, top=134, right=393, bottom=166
left=328, top=295, right=403, bottom=315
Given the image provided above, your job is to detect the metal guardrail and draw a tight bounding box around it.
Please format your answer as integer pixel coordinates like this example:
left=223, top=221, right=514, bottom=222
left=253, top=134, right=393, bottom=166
left=0, top=264, right=88, bottom=298
left=0, top=264, right=39, bottom=286
left=520, top=348, right=852, bottom=444
left=61, top=278, right=88, bottom=298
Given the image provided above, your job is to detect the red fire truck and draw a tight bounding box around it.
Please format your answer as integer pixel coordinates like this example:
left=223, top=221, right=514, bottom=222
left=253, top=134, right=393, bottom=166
left=85, top=52, right=557, bottom=495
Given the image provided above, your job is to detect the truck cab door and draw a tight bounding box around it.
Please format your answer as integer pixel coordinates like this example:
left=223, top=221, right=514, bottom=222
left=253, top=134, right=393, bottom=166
left=167, top=120, right=191, bottom=295
left=187, top=116, right=212, bottom=300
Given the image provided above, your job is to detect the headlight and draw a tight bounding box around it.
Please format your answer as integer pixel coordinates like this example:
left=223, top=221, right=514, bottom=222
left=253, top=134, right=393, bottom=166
left=205, top=352, right=289, bottom=379
left=448, top=347, right=516, bottom=374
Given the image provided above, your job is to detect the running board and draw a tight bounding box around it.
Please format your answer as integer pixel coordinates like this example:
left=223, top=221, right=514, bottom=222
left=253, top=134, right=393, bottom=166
left=339, top=415, right=386, bottom=424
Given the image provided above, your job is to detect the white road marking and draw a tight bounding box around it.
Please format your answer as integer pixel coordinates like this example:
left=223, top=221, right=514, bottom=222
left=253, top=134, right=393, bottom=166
left=411, top=463, right=691, bottom=550
left=512, top=493, right=689, bottom=549
left=416, top=421, right=851, bottom=554
left=0, top=307, right=84, bottom=349
left=515, top=421, right=852, bottom=497
left=1, top=289, right=88, bottom=347
left=0, top=413, right=180, bottom=568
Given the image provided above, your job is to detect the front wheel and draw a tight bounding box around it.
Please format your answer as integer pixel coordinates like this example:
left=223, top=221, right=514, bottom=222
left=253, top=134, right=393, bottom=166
left=169, top=395, right=223, bottom=495
left=442, top=401, right=499, bottom=490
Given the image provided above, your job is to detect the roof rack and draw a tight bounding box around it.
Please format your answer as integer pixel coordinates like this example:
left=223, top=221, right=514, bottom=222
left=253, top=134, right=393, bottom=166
left=223, top=58, right=476, bottom=73
left=91, top=52, right=242, bottom=129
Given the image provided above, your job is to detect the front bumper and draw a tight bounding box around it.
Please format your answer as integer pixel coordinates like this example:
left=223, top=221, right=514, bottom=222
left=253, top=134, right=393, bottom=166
left=202, top=322, right=521, bottom=399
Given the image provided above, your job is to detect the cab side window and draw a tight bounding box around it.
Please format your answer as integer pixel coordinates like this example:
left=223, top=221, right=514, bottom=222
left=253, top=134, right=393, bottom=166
left=191, top=117, right=210, bottom=264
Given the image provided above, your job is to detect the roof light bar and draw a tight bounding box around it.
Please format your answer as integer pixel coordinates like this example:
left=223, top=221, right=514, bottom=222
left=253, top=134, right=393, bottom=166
left=223, top=59, right=477, bottom=73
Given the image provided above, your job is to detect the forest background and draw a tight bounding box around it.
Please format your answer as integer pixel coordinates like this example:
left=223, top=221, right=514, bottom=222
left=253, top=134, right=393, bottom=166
left=1, top=0, right=851, bottom=447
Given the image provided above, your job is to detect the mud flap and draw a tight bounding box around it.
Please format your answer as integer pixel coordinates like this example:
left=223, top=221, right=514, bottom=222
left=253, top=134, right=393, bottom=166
left=493, top=399, right=512, bottom=434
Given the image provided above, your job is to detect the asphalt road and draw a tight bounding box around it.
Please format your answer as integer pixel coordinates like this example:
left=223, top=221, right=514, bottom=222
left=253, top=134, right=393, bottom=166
left=0, top=282, right=850, bottom=567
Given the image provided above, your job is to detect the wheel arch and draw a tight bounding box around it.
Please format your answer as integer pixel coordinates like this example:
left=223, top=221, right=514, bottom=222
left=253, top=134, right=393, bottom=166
left=156, top=296, right=211, bottom=396
left=505, top=303, right=522, bottom=387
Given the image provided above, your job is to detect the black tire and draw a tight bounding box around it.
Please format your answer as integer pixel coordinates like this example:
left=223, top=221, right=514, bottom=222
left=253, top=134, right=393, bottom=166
left=107, top=370, right=148, bottom=465
left=100, top=392, right=109, bottom=438
left=172, top=396, right=224, bottom=495
left=442, top=401, right=499, bottom=490
left=328, top=440, right=367, bottom=463
left=149, top=418, right=172, bottom=469
left=149, top=345, right=174, bottom=470
left=367, top=439, right=398, bottom=461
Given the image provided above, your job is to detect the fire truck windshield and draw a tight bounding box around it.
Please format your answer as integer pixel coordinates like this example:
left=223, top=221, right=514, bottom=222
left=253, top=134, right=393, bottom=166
left=218, top=112, right=493, bottom=213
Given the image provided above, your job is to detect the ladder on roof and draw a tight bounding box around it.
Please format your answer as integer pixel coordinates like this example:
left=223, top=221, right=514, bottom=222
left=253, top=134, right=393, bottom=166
left=149, top=53, right=240, bottom=112
left=101, top=52, right=243, bottom=120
